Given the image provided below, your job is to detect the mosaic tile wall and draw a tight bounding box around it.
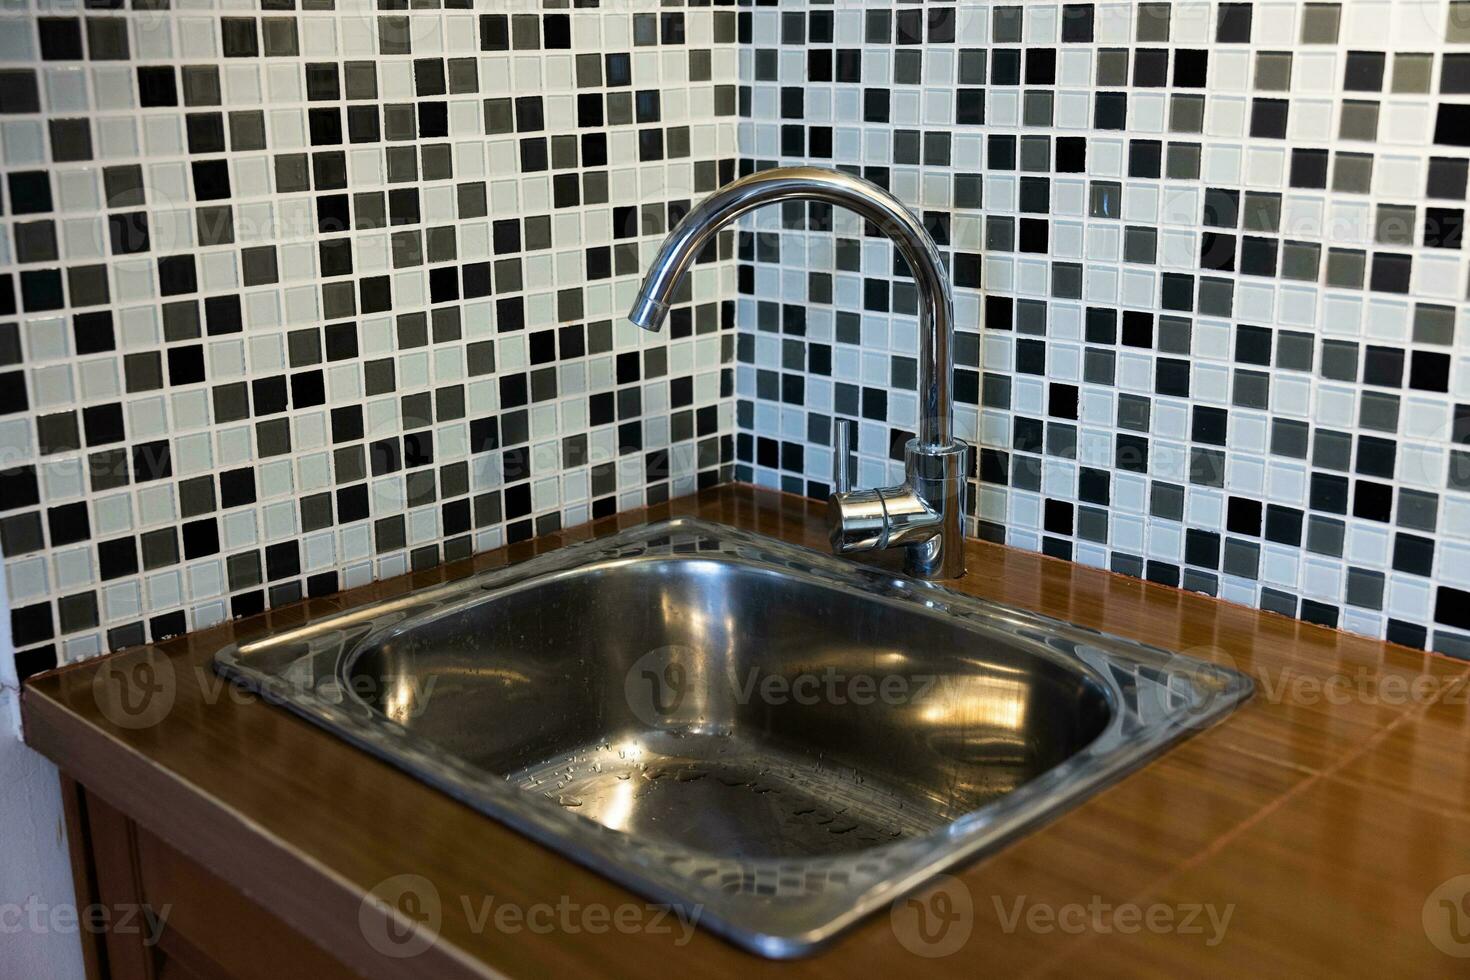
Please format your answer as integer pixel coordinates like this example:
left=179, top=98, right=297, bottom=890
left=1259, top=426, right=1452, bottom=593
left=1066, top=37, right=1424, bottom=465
left=0, top=1, right=740, bottom=685
left=8, top=0, right=1470, bottom=688
left=733, top=1, right=1470, bottom=656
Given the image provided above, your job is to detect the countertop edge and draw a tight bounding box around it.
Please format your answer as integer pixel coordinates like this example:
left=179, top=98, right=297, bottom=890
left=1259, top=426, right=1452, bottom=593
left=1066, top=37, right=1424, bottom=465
left=22, top=677, right=507, bottom=980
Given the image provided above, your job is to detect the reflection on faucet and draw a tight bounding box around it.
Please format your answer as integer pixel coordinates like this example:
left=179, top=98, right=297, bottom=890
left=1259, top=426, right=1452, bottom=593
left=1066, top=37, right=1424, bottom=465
left=628, top=166, right=971, bottom=579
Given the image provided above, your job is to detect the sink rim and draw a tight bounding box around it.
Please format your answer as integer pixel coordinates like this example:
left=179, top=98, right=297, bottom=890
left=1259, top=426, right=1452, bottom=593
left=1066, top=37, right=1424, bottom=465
left=214, top=517, right=1253, bottom=958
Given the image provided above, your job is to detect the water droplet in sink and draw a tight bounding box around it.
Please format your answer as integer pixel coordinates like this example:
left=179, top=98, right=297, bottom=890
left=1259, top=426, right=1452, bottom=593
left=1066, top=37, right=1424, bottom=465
left=557, top=795, right=583, bottom=808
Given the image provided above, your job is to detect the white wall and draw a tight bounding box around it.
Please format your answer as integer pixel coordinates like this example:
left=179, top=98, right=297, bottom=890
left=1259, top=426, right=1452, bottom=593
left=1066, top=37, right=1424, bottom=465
left=0, top=557, right=86, bottom=978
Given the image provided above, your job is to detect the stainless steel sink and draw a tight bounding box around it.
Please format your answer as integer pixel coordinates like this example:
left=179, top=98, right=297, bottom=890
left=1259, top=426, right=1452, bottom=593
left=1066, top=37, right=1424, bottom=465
left=214, top=518, right=1252, bottom=957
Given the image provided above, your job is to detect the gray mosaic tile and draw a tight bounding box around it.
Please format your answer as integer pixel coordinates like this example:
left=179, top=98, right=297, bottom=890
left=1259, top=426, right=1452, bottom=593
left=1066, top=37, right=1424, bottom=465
left=731, top=1, right=1470, bottom=656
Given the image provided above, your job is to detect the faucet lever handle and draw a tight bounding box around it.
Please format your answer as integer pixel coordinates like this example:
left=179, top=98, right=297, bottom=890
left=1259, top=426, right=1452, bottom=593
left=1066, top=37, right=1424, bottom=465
left=831, top=418, right=856, bottom=495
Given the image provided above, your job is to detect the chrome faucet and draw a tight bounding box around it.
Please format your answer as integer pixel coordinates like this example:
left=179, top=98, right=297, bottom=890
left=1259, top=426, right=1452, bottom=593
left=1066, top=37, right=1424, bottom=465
left=628, top=166, right=969, bottom=579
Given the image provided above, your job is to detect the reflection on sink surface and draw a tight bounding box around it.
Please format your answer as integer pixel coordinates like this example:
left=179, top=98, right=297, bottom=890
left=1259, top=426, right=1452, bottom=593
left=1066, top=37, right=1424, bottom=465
left=346, top=555, right=1111, bottom=858
left=215, top=518, right=1252, bottom=957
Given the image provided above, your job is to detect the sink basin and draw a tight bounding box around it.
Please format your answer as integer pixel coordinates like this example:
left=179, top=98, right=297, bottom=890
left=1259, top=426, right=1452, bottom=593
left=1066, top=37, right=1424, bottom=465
left=215, top=518, right=1251, bottom=957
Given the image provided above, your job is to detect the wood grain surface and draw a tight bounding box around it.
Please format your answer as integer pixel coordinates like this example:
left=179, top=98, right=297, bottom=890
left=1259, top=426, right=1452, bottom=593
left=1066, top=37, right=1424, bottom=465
left=22, top=485, right=1470, bottom=979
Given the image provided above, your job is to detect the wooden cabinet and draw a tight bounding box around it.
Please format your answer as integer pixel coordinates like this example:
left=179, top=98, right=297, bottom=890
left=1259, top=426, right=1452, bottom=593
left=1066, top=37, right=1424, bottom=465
left=60, top=777, right=364, bottom=980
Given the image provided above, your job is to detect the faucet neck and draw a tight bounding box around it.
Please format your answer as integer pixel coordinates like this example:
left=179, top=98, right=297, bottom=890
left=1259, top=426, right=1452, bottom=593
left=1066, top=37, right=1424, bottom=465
left=629, top=166, right=957, bottom=450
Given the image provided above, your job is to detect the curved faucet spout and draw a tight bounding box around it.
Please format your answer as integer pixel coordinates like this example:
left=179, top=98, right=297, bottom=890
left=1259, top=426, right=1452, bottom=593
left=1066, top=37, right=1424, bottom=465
left=628, top=166, right=956, bottom=451
left=631, top=166, right=969, bottom=579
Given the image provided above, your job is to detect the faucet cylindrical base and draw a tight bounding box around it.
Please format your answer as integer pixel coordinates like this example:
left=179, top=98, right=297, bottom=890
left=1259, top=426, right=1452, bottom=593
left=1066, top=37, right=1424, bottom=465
left=902, top=439, right=970, bottom=579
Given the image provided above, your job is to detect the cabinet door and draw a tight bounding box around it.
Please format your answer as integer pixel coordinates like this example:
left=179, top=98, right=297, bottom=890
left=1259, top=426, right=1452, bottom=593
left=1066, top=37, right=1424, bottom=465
left=66, top=778, right=364, bottom=980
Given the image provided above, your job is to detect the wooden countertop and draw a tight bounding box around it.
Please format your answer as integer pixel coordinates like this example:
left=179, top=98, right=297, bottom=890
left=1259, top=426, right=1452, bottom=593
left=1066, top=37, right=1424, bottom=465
left=22, top=485, right=1470, bottom=978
